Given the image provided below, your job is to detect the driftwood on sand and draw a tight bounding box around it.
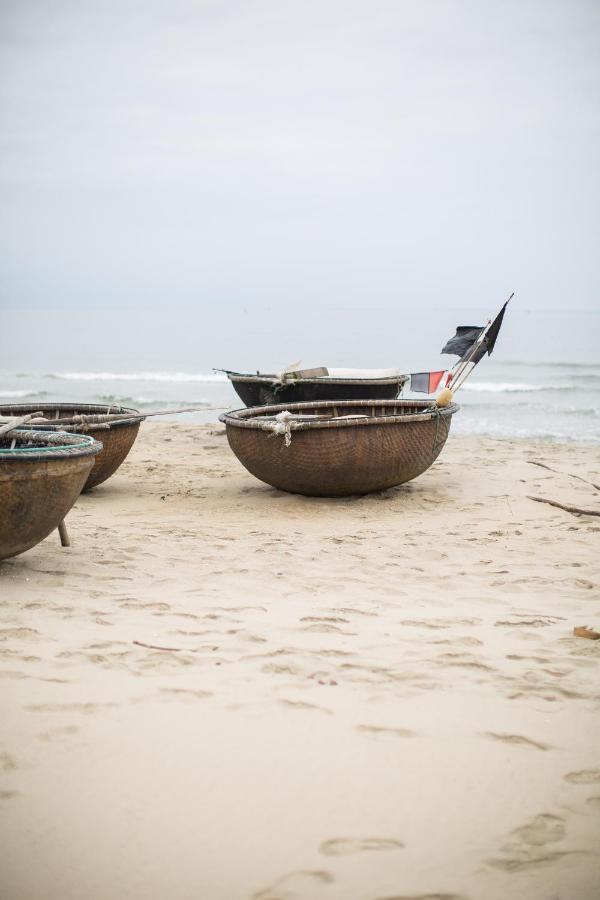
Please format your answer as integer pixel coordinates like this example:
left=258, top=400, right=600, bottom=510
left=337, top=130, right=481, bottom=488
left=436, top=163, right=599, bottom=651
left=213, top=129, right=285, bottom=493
left=132, top=640, right=184, bottom=652
left=528, top=460, right=600, bottom=492
left=528, top=496, right=600, bottom=517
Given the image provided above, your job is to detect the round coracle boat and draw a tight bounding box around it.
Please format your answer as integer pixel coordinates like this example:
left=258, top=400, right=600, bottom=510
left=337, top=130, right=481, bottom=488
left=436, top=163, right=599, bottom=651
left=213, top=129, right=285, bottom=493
left=221, top=398, right=459, bottom=497
left=0, top=403, right=143, bottom=490
left=0, top=429, right=102, bottom=560
left=222, top=369, right=409, bottom=407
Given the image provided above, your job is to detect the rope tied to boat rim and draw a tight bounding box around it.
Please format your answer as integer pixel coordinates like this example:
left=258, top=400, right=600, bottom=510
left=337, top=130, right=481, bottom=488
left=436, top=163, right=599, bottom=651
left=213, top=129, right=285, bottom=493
left=429, top=404, right=450, bottom=456
left=255, top=410, right=296, bottom=447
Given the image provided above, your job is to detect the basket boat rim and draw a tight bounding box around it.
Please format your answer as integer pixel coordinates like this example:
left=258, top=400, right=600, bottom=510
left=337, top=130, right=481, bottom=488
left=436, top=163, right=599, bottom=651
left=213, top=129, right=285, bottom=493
left=221, top=398, right=459, bottom=431
left=223, top=372, right=409, bottom=387
left=0, top=429, right=103, bottom=462
left=0, top=402, right=144, bottom=430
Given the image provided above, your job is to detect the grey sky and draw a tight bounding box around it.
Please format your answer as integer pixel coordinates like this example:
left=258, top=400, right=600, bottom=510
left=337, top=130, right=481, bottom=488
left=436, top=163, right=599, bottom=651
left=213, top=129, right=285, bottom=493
left=1, top=0, right=599, bottom=310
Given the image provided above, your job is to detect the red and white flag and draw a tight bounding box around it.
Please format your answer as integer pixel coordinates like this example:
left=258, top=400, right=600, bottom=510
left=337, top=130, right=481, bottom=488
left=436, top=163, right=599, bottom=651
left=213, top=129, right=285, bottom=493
left=409, top=371, right=447, bottom=394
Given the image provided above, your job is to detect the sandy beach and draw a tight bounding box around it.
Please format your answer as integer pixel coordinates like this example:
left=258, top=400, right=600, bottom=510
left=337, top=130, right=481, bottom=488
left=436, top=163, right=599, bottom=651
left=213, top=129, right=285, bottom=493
left=1, top=422, right=599, bottom=900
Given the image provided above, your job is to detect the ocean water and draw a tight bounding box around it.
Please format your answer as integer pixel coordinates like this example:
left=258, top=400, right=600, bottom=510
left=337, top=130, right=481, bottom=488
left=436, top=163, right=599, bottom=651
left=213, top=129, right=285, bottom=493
left=1, top=306, right=599, bottom=443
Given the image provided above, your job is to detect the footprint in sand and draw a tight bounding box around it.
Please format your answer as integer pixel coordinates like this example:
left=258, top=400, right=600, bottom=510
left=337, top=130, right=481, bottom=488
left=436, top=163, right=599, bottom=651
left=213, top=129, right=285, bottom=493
left=357, top=725, right=416, bottom=739
left=158, top=687, right=213, bottom=701
left=488, top=813, right=570, bottom=872
left=24, top=702, right=118, bottom=715
left=511, top=814, right=565, bottom=846
left=0, top=752, right=17, bottom=772
left=319, top=837, right=404, bottom=856
left=495, top=616, right=561, bottom=628
left=119, top=601, right=171, bottom=611
left=300, top=616, right=350, bottom=624
left=0, top=627, right=41, bottom=642
left=302, top=624, right=356, bottom=635
left=329, top=607, right=377, bottom=618
left=373, top=894, right=466, bottom=900
left=483, top=732, right=550, bottom=751
left=564, top=768, right=600, bottom=784
left=252, top=869, right=333, bottom=899
left=401, top=618, right=480, bottom=630
left=38, top=725, right=79, bottom=742
left=279, top=699, right=332, bottom=715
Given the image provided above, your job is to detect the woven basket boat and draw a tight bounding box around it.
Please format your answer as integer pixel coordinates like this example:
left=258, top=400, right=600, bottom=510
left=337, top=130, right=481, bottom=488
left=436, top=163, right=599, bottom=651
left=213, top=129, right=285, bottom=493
left=223, top=370, right=409, bottom=407
left=0, top=429, right=102, bottom=560
left=221, top=399, right=459, bottom=497
left=0, top=403, right=143, bottom=491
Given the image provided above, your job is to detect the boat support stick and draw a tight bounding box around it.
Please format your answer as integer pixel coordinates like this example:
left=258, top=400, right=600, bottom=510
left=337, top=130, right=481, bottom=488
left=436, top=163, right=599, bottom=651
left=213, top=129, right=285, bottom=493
left=58, top=520, right=70, bottom=548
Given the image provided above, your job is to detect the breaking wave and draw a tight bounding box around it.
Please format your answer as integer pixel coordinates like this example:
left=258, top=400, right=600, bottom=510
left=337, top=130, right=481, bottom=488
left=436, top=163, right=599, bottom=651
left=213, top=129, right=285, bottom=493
left=95, top=395, right=213, bottom=408
left=46, top=371, right=228, bottom=383
left=0, top=389, right=47, bottom=399
left=461, top=382, right=560, bottom=393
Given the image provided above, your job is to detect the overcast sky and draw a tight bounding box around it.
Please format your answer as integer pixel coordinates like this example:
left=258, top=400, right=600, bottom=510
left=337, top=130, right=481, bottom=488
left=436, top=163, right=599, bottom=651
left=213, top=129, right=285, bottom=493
left=1, top=0, right=598, bottom=311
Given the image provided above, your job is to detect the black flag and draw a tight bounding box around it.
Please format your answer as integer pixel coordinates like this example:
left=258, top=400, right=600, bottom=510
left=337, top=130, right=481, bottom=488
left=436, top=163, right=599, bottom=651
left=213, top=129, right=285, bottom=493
left=446, top=294, right=513, bottom=391
left=440, top=325, right=484, bottom=358
left=482, top=299, right=509, bottom=355
left=469, top=299, right=510, bottom=364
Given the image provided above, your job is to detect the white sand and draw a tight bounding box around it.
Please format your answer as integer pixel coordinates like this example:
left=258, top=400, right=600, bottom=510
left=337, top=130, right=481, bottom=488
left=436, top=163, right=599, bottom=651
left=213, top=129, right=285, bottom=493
left=1, top=423, right=599, bottom=900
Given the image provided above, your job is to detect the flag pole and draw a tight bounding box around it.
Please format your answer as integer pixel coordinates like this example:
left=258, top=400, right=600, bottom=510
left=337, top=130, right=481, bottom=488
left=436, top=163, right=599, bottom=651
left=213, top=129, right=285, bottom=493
left=448, top=321, right=490, bottom=390
left=449, top=323, right=490, bottom=392
left=449, top=292, right=514, bottom=394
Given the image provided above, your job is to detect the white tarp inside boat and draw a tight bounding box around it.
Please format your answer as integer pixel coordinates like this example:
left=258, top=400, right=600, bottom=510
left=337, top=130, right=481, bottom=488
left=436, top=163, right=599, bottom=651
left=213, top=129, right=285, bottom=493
left=322, top=367, right=405, bottom=379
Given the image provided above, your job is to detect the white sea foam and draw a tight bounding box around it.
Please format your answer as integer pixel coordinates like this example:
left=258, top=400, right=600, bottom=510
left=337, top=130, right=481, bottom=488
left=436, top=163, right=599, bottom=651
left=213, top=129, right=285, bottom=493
left=462, top=382, right=550, bottom=393
left=97, top=395, right=212, bottom=407
left=49, top=371, right=228, bottom=383
left=0, top=389, right=37, bottom=398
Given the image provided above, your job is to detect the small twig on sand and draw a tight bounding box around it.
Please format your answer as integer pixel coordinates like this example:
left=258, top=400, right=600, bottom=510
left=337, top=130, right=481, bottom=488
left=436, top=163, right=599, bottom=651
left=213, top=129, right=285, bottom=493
left=133, top=640, right=183, bottom=652
left=573, top=626, right=600, bottom=641
left=528, top=461, right=600, bottom=492
left=528, top=496, right=600, bottom=517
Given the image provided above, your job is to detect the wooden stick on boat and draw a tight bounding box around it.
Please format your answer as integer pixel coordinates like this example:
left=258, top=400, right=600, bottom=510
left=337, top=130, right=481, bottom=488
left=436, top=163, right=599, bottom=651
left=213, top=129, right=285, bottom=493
left=0, top=413, right=44, bottom=437
left=27, top=405, right=229, bottom=428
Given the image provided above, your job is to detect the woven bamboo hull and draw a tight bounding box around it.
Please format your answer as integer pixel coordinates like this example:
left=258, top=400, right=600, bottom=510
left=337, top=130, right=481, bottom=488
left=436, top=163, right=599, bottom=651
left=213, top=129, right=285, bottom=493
left=229, top=375, right=406, bottom=407
left=0, top=454, right=95, bottom=560
left=223, top=400, right=457, bottom=497
left=80, top=421, right=140, bottom=489
left=0, top=404, right=142, bottom=490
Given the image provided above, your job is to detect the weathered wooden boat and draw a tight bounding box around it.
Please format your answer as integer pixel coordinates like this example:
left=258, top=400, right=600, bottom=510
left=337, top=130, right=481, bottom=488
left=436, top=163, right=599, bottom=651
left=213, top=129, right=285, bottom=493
left=0, top=429, right=102, bottom=560
left=221, top=398, right=458, bottom=497
left=221, top=368, right=409, bottom=407
left=0, top=403, right=143, bottom=490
